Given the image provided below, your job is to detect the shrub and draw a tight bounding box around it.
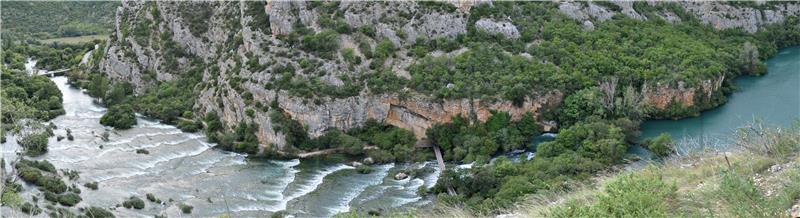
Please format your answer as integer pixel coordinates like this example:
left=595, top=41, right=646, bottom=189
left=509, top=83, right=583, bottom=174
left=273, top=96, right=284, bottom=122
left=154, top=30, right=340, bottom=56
left=644, top=133, right=676, bottom=157
left=101, top=131, right=110, bottom=142
left=374, top=39, right=396, bottom=59
left=366, top=149, right=395, bottom=164
left=356, top=165, right=373, bottom=174
left=145, top=193, right=159, bottom=203
left=341, top=48, right=358, bottom=63
left=36, top=176, right=67, bottom=194
left=69, top=184, right=81, bottom=193
left=84, top=182, right=99, bottom=190
left=177, top=119, right=202, bottom=133
left=122, top=196, right=145, bottom=209
left=57, top=193, right=82, bottom=206
left=100, top=104, right=137, bottom=129
left=18, top=132, right=49, bottom=156
left=358, top=25, right=376, bottom=37
left=84, top=206, right=115, bottom=218
left=63, top=169, right=80, bottom=180
left=300, top=30, right=340, bottom=58
left=20, top=202, right=42, bottom=215
left=18, top=159, right=56, bottom=172
left=43, top=191, right=58, bottom=202
left=126, top=196, right=144, bottom=208
left=49, top=207, right=78, bottom=218
left=179, top=203, right=193, bottom=214
left=339, top=134, right=365, bottom=155
left=18, top=167, right=43, bottom=183
left=66, top=128, right=74, bottom=141
left=1, top=181, right=23, bottom=207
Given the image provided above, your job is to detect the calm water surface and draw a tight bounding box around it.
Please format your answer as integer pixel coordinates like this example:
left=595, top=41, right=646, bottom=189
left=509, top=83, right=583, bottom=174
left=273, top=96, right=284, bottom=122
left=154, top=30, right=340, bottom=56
left=641, top=46, right=800, bottom=152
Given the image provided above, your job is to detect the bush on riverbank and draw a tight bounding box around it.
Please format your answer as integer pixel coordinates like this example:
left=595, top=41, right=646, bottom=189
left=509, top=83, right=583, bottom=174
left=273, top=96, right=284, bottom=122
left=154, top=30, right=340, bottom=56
left=414, top=123, right=800, bottom=217
left=18, top=132, right=50, bottom=156
left=84, top=206, right=115, bottom=218
left=215, top=121, right=260, bottom=154
left=15, top=159, right=69, bottom=194
left=100, top=103, right=137, bottom=129
left=426, top=112, right=541, bottom=164
left=643, top=133, right=676, bottom=157
left=122, top=196, right=145, bottom=209
left=84, top=181, right=99, bottom=190
left=58, top=192, right=82, bottom=206
left=20, top=202, right=42, bottom=215
left=145, top=193, right=161, bottom=203
left=356, top=165, right=373, bottom=174
left=135, top=148, right=149, bottom=154
left=18, top=159, right=56, bottom=173
left=431, top=119, right=629, bottom=213
left=1, top=180, right=23, bottom=208
left=177, top=119, right=202, bottom=132
left=1, top=68, right=65, bottom=126
left=179, top=203, right=193, bottom=214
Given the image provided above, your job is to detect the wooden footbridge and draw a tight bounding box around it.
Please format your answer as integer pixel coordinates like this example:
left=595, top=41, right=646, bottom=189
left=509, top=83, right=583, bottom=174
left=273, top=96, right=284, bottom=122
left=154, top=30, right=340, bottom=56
left=35, top=69, right=69, bottom=77
left=416, top=139, right=457, bottom=196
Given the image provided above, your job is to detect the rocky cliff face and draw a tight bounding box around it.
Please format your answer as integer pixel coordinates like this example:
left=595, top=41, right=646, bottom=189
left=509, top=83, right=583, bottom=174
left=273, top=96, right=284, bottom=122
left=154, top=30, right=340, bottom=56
left=98, top=1, right=799, bottom=151
left=558, top=1, right=800, bottom=32
left=641, top=75, right=726, bottom=112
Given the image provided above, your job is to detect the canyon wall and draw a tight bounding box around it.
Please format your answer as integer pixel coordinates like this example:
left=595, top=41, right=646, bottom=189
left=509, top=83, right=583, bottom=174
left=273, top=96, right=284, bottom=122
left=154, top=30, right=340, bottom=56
left=97, top=1, right=799, bottom=151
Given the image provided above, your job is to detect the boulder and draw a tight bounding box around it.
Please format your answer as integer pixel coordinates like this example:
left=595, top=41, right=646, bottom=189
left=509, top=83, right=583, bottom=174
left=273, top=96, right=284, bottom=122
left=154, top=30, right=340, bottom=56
left=363, top=157, right=374, bottom=165
left=475, top=18, right=520, bottom=39
left=394, top=172, right=408, bottom=180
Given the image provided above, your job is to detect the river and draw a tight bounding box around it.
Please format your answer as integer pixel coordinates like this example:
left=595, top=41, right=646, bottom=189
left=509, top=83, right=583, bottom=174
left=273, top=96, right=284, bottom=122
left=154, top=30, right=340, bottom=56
left=641, top=46, right=800, bottom=153
left=6, top=67, right=439, bottom=217
left=6, top=46, right=797, bottom=217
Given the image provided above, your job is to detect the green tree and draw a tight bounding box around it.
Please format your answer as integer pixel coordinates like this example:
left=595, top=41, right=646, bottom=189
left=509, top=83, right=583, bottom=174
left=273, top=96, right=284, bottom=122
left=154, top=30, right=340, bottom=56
left=18, top=133, right=49, bottom=156
left=739, top=41, right=766, bottom=75
left=560, top=88, right=607, bottom=127
left=100, top=103, right=137, bottom=129
left=644, top=133, right=676, bottom=157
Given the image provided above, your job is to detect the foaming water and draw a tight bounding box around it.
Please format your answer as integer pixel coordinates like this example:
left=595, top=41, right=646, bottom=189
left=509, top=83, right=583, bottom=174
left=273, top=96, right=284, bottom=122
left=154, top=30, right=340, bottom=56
left=282, top=164, right=354, bottom=204
left=7, top=76, right=437, bottom=217
left=329, top=163, right=394, bottom=215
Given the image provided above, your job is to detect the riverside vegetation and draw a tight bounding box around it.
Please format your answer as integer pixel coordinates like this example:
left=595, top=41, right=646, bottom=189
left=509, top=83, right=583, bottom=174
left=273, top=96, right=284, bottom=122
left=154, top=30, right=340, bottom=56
left=1, top=3, right=117, bottom=215
left=405, top=121, right=800, bottom=218
left=0, top=67, right=115, bottom=217
left=2, top=1, right=800, bottom=217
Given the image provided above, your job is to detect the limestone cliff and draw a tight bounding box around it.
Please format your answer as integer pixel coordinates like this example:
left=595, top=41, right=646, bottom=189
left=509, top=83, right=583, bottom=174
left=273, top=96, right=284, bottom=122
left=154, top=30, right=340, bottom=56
left=96, top=1, right=799, bottom=151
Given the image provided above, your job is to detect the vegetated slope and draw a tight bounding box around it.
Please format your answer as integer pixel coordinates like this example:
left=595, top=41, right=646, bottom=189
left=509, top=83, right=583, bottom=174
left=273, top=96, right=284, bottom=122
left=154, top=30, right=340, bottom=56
left=398, top=121, right=800, bottom=217
left=0, top=1, right=120, bottom=38
left=77, top=1, right=800, bottom=156
left=529, top=122, right=800, bottom=218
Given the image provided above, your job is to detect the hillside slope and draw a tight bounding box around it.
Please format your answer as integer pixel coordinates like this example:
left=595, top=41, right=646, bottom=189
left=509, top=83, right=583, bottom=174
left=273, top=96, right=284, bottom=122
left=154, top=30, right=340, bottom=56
left=1, top=1, right=120, bottom=38
left=78, top=1, right=800, bottom=154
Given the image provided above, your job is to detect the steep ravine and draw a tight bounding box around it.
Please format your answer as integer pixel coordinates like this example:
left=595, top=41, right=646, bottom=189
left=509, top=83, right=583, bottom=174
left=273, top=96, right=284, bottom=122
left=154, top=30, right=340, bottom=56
left=96, top=1, right=800, bottom=151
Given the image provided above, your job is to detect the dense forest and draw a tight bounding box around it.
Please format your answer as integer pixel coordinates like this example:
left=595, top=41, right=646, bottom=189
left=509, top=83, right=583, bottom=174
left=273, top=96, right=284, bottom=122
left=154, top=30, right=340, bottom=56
left=1, top=1, right=119, bottom=39
left=0, top=68, right=64, bottom=144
